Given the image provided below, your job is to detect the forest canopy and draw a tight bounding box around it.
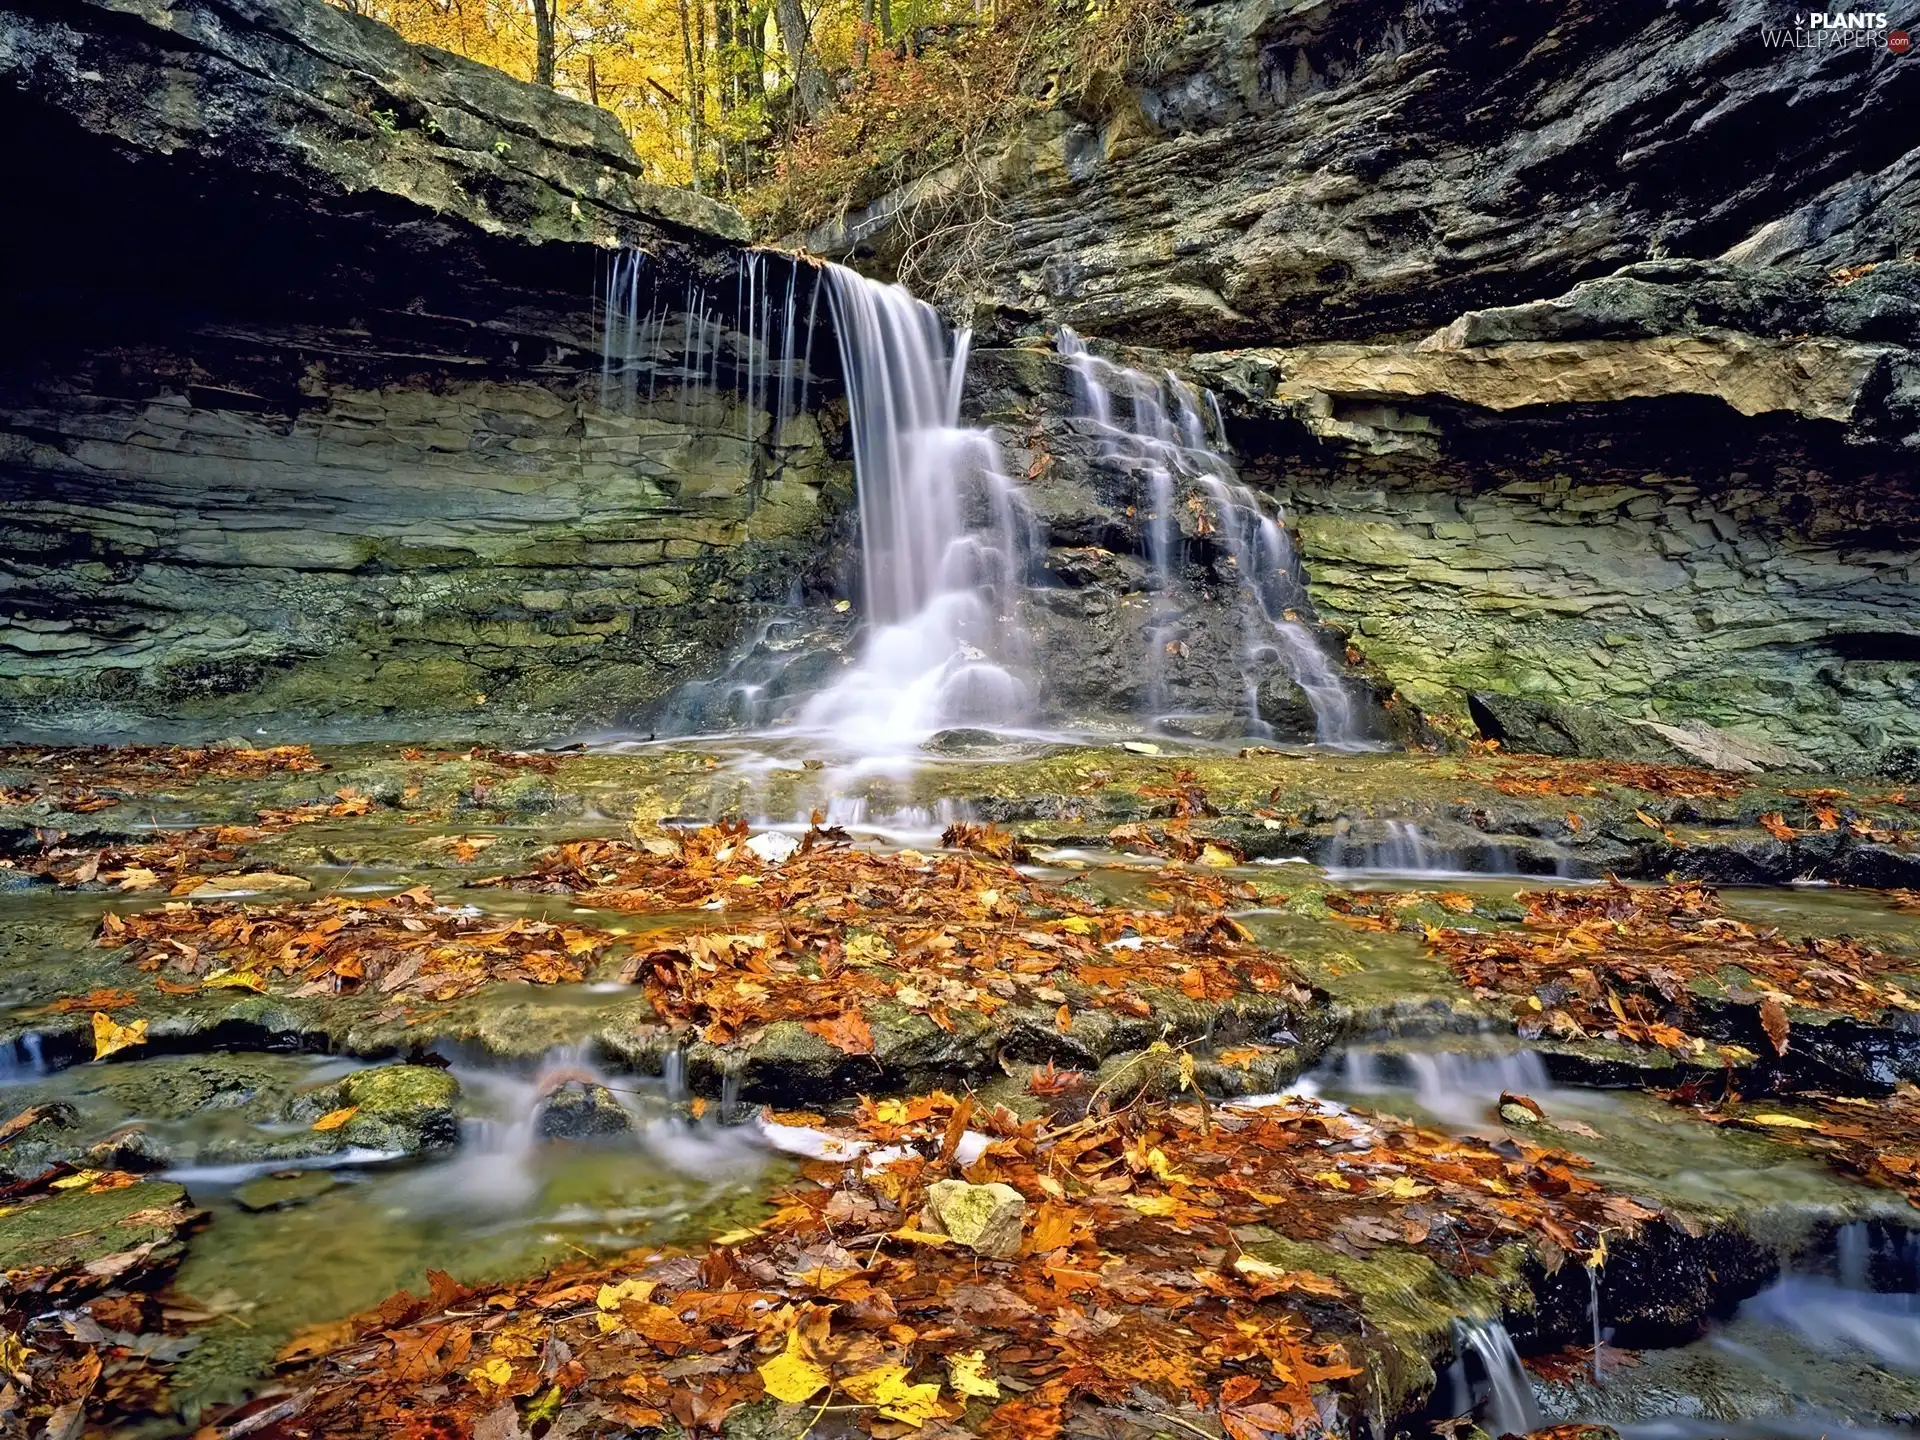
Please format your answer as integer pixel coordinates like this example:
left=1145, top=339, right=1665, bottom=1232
left=329, top=0, right=1182, bottom=235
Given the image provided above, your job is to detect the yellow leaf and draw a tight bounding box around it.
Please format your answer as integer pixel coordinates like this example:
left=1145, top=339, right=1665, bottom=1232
left=1232, top=1255, right=1289, bottom=1283
left=50, top=1169, right=102, bottom=1190
left=203, top=970, right=269, bottom=992
left=844, top=1363, right=946, bottom=1427
left=1750, top=1112, right=1821, bottom=1129
left=845, top=933, right=892, bottom=963
left=1058, top=916, right=1097, bottom=935
left=311, top=1106, right=359, bottom=1132
left=757, top=1331, right=830, bottom=1404
left=891, top=1227, right=954, bottom=1246
left=1370, top=1175, right=1435, bottom=1200
left=946, top=1350, right=999, bottom=1400
left=468, top=1356, right=513, bottom=1387
left=0, top=1329, right=30, bottom=1382
left=1197, top=843, right=1239, bottom=868
left=1121, top=1193, right=1180, bottom=1216
left=870, top=1099, right=912, bottom=1125
left=1176, top=1053, right=1196, bottom=1094
left=92, top=1012, right=147, bottom=1061
left=1310, top=1170, right=1351, bottom=1191
left=597, top=1278, right=657, bottom=1310
left=712, top=1226, right=764, bottom=1245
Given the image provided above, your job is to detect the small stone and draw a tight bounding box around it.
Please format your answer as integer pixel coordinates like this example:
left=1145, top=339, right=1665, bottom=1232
left=233, top=1169, right=339, bottom=1212
left=1499, top=1101, right=1542, bottom=1127
left=535, top=1082, right=633, bottom=1140
left=745, top=830, right=800, bottom=865
left=924, top=1179, right=1026, bottom=1259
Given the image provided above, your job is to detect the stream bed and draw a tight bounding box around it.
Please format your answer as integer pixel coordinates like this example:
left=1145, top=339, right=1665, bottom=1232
left=2, top=739, right=1918, bottom=1437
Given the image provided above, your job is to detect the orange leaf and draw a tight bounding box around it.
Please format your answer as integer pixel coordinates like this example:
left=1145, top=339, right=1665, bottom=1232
left=804, top=1009, right=875, bottom=1055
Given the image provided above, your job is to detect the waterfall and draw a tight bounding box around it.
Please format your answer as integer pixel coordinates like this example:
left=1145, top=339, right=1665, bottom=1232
left=793, top=265, right=1032, bottom=753
left=1453, top=1318, right=1547, bottom=1437
left=1055, top=327, right=1359, bottom=746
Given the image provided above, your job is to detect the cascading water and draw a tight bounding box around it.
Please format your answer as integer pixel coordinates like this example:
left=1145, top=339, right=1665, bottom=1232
left=1055, top=327, right=1359, bottom=746
left=1451, top=1318, right=1548, bottom=1437
left=1336, top=1046, right=1555, bottom=1131
left=793, top=266, right=1032, bottom=754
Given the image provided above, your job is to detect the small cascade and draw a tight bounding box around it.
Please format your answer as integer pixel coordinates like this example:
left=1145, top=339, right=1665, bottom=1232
left=794, top=265, right=1033, bottom=754
left=1337, top=1046, right=1553, bottom=1131
left=1737, top=1223, right=1920, bottom=1373
left=0, top=1032, right=46, bottom=1083
left=1321, top=819, right=1519, bottom=877
left=432, top=1043, right=758, bottom=1211
left=1451, top=1318, right=1547, bottom=1437
left=1589, top=1262, right=1606, bottom=1386
left=1055, top=327, right=1359, bottom=745
left=598, top=246, right=813, bottom=444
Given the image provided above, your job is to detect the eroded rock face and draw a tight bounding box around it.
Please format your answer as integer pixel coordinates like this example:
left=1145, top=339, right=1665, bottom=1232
left=819, top=0, right=1918, bottom=350
left=0, top=0, right=854, bottom=740
left=1196, top=263, right=1920, bottom=770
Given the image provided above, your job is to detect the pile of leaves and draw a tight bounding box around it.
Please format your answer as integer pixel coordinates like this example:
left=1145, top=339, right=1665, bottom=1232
left=235, top=1091, right=1653, bottom=1439
left=0, top=1168, right=206, bottom=1434
left=505, top=824, right=1302, bottom=1051
left=7, top=787, right=380, bottom=893
left=1337, top=880, right=1920, bottom=1057
left=1485, top=759, right=1748, bottom=801
left=0, top=826, right=262, bottom=892
left=0, top=743, right=323, bottom=796
left=1665, top=1081, right=1920, bottom=1210
left=96, top=888, right=619, bottom=1006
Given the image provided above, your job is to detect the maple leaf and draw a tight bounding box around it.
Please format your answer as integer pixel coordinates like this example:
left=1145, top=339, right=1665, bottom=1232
left=805, top=1009, right=875, bottom=1055
left=947, top=1351, right=1000, bottom=1399
left=311, top=1106, right=359, bottom=1132
left=843, top=1363, right=947, bottom=1426
left=757, top=1329, right=829, bottom=1404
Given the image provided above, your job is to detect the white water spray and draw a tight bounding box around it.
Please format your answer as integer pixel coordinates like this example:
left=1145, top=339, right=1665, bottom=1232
left=1055, top=327, right=1358, bottom=745
left=795, top=266, right=1032, bottom=754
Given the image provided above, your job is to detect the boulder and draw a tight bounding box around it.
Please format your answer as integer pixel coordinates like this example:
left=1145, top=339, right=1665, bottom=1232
left=1468, top=694, right=1693, bottom=765
left=330, top=1065, right=462, bottom=1153
left=923, top=1179, right=1027, bottom=1259
left=534, top=1082, right=634, bottom=1141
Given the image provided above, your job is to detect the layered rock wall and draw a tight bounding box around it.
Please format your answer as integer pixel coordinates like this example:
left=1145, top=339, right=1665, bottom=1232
left=0, top=0, right=850, bottom=739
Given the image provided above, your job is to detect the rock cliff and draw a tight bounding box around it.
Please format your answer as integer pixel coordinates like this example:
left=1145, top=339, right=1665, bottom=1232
left=823, top=0, right=1920, bottom=768
left=0, top=0, right=847, bottom=739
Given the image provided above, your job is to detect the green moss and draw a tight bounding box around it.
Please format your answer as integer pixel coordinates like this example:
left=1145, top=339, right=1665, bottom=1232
left=0, top=1179, right=197, bottom=1280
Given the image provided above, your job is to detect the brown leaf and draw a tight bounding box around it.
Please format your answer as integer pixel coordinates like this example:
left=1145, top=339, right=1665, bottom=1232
left=1760, top=997, right=1791, bottom=1057
left=804, top=1009, right=874, bottom=1055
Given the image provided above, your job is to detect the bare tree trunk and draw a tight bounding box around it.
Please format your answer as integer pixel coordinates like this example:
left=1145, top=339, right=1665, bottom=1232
left=585, top=52, right=599, bottom=106
left=854, top=0, right=874, bottom=68
left=532, top=0, right=556, bottom=87
left=676, top=0, right=703, bottom=191
left=773, top=0, right=833, bottom=123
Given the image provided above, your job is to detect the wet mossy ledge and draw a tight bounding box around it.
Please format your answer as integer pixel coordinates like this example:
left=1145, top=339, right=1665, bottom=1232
left=3, top=739, right=1919, bottom=1100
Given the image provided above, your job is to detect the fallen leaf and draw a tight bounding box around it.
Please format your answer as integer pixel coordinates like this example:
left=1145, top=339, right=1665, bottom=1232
left=757, top=1329, right=830, bottom=1404
left=91, top=1011, right=147, bottom=1061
